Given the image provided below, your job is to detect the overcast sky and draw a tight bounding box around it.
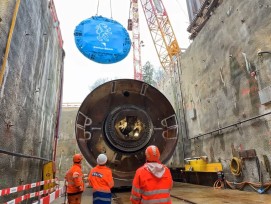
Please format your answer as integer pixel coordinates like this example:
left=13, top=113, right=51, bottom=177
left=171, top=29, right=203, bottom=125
left=54, top=0, right=191, bottom=103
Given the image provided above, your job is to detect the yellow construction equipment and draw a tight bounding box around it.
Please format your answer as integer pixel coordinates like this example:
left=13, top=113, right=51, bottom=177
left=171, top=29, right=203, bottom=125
left=185, top=157, right=223, bottom=172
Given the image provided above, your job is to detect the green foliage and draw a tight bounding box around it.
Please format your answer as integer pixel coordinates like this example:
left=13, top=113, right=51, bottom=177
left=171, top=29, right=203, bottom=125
left=142, top=61, right=165, bottom=87
left=88, top=78, right=109, bottom=92
left=142, top=61, right=154, bottom=85
left=153, top=67, right=165, bottom=87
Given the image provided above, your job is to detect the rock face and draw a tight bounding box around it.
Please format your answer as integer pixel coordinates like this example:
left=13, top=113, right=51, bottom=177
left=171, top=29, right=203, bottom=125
left=0, top=0, right=64, bottom=202
left=161, top=0, right=271, bottom=192
left=56, top=106, right=92, bottom=180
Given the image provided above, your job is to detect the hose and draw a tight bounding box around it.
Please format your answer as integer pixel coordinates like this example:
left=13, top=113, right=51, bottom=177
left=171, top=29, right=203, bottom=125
left=225, top=180, right=271, bottom=194
left=0, top=0, right=21, bottom=86
left=213, top=179, right=224, bottom=189
left=230, top=157, right=242, bottom=176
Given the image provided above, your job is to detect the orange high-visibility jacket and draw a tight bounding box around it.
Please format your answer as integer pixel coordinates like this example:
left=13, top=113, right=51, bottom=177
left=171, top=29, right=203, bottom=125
left=65, top=163, right=84, bottom=194
left=130, top=162, right=173, bottom=204
left=88, top=165, right=114, bottom=192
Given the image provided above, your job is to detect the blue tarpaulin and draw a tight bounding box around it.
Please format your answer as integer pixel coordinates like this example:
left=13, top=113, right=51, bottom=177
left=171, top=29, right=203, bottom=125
left=74, top=16, right=131, bottom=64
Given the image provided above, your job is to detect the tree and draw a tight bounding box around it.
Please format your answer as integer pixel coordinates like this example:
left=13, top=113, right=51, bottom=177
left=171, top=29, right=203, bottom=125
left=142, top=61, right=154, bottom=85
left=142, top=61, right=165, bottom=87
left=88, top=78, right=109, bottom=92
left=153, top=67, right=165, bottom=87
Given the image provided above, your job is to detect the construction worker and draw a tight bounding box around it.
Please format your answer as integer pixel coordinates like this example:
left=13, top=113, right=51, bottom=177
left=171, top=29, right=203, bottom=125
left=130, top=145, right=173, bottom=204
left=65, top=154, right=85, bottom=204
left=88, top=153, right=114, bottom=204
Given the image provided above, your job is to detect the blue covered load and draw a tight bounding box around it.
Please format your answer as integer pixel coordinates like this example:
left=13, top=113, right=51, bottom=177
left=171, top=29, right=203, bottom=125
left=74, top=16, right=131, bottom=64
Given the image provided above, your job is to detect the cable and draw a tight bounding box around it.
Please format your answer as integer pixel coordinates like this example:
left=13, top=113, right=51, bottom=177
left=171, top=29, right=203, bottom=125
left=96, top=0, right=100, bottom=15
left=96, top=0, right=113, bottom=18
left=110, top=0, right=113, bottom=19
left=175, top=0, right=189, bottom=19
left=129, top=0, right=132, bottom=19
left=226, top=180, right=271, bottom=194
left=0, top=148, right=51, bottom=161
left=190, top=111, right=271, bottom=140
left=213, top=179, right=224, bottom=189
left=230, top=157, right=242, bottom=176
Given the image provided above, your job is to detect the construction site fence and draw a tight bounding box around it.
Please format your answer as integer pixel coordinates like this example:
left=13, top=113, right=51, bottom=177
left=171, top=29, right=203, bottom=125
left=0, top=178, right=65, bottom=204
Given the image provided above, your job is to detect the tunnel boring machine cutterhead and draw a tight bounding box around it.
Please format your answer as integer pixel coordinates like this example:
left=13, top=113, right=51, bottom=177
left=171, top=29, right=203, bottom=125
left=75, top=79, right=178, bottom=183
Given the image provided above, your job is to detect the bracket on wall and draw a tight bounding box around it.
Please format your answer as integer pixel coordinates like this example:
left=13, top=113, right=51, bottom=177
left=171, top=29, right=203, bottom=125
left=257, top=50, right=271, bottom=56
left=263, top=155, right=271, bottom=178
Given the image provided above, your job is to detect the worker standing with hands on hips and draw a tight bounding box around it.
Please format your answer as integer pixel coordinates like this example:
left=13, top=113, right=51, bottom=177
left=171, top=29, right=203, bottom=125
left=88, top=153, right=114, bottom=204
left=130, top=145, right=173, bottom=204
left=65, top=154, right=85, bottom=204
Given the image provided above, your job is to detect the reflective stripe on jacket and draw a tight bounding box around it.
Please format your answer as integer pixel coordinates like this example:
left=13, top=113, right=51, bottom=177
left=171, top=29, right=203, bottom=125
left=88, top=165, right=114, bottom=192
left=93, top=191, right=112, bottom=204
left=130, top=162, right=173, bottom=204
left=65, top=163, right=84, bottom=194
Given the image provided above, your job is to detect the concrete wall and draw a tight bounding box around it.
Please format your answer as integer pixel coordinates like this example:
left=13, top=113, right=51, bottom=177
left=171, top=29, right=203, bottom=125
left=55, top=107, right=91, bottom=180
left=162, top=0, right=271, bottom=192
left=0, top=0, right=64, bottom=202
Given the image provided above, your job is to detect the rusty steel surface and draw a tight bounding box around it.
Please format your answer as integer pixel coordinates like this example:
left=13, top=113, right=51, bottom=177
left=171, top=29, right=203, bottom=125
left=75, top=79, right=178, bottom=183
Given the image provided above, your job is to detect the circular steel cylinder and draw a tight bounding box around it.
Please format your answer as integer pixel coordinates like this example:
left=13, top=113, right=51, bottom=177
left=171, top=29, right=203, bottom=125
left=75, top=79, right=178, bottom=182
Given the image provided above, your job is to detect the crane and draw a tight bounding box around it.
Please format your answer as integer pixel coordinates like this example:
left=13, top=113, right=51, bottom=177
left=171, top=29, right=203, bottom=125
left=128, top=0, right=143, bottom=80
left=128, top=0, right=180, bottom=80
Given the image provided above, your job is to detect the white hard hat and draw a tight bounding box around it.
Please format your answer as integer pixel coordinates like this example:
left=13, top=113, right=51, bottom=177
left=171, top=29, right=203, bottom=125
left=97, top=154, right=107, bottom=165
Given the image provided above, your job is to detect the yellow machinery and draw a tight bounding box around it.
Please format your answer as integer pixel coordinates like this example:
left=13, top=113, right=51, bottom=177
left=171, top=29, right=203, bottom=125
left=43, top=161, right=55, bottom=190
left=185, top=157, right=223, bottom=172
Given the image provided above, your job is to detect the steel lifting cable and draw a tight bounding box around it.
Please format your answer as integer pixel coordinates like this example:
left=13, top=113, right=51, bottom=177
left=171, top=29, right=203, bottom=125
left=96, top=0, right=113, bottom=18
left=129, top=0, right=132, bottom=19
left=110, top=0, right=113, bottom=19
left=175, top=0, right=189, bottom=19
left=96, top=0, right=100, bottom=15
